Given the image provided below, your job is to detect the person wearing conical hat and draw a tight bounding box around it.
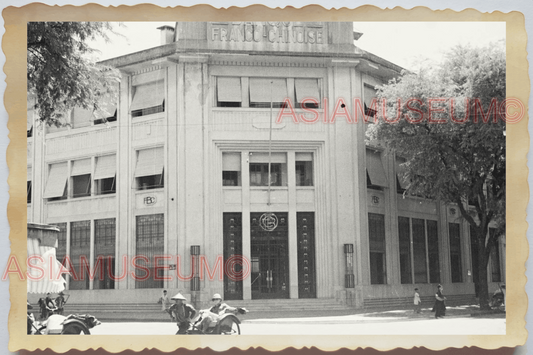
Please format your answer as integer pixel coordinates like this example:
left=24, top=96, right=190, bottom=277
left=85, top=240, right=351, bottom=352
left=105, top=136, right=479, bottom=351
left=169, top=292, right=197, bottom=334
left=198, top=293, right=238, bottom=333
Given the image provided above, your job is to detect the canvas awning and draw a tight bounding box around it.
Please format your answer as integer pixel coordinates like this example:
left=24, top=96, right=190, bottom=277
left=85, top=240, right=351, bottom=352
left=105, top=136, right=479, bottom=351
left=27, top=223, right=67, bottom=294
left=134, top=147, right=164, bottom=177
left=223, top=153, right=241, bottom=171
left=396, top=159, right=409, bottom=189
left=94, top=155, right=116, bottom=180
left=249, top=78, right=287, bottom=103
left=71, top=158, right=91, bottom=176
left=295, top=79, right=320, bottom=103
left=366, top=149, right=388, bottom=187
left=43, top=163, right=68, bottom=199
left=295, top=152, right=313, bottom=162
left=249, top=152, right=287, bottom=164
left=217, top=77, right=242, bottom=102
left=364, top=85, right=378, bottom=107
left=130, top=81, right=165, bottom=112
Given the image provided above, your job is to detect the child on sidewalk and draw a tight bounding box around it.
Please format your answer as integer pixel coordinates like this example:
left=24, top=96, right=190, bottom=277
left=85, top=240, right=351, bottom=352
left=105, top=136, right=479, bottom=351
left=413, top=288, right=421, bottom=314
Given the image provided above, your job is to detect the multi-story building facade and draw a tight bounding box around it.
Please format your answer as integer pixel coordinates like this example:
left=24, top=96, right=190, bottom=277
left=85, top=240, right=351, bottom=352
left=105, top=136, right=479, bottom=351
left=27, top=22, right=505, bottom=307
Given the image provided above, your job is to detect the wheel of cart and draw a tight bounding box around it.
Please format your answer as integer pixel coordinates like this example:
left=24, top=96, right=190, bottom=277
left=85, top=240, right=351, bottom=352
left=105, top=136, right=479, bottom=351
left=217, top=314, right=241, bottom=335
left=61, top=319, right=91, bottom=335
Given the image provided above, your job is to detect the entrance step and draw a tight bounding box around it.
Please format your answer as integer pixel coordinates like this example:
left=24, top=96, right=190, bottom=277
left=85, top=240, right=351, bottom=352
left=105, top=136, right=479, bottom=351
left=28, top=298, right=353, bottom=322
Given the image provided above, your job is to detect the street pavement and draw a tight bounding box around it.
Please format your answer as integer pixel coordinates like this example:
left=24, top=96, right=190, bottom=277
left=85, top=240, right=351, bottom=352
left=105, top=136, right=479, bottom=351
left=90, top=305, right=505, bottom=335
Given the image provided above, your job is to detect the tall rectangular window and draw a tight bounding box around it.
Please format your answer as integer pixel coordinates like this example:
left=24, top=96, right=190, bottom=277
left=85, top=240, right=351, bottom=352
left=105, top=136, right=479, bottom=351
left=398, top=217, right=440, bottom=284
left=71, top=159, right=91, bottom=198
left=222, top=153, right=241, bottom=186
left=27, top=181, right=32, bottom=204
left=449, top=223, right=463, bottom=283
left=135, top=148, right=164, bottom=190
left=95, top=155, right=116, bottom=195
left=489, top=228, right=502, bottom=282
left=427, top=220, right=440, bottom=283
left=412, top=218, right=428, bottom=283
left=27, top=166, right=32, bottom=204
left=295, top=153, right=313, bottom=186
left=135, top=214, right=164, bottom=289
left=69, top=220, right=91, bottom=290
left=94, top=218, right=116, bottom=290
left=368, top=213, right=386, bottom=285
left=398, top=216, right=412, bottom=284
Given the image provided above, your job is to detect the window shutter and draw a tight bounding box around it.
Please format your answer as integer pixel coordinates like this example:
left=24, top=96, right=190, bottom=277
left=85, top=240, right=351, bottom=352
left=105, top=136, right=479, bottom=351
left=71, top=159, right=92, bottom=176
left=223, top=153, right=241, bottom=171
left=94, top=155, right=116, bottom=180
left=366, top=150, right=388, bottom=187
left=295, top=79, right=320, bottom=103
left=217, top=77, right=242, bottom=102
left=135, top=147, right=164, bottom=177
left=130, top=81, right=165, bottom=112
left=249, top=152, right=287, bottom=163
left=249, top=78, right=287, bottom=103
left=295, top=152, right=313, bottom=162
left=396, top=159, right=409, bottom=189
left=43, top=163, right=68, bottom=198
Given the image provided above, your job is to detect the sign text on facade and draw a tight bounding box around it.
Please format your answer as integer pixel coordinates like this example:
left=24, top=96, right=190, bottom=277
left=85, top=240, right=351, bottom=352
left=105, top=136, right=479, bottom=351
left=210, top=22, right=325, bottom=45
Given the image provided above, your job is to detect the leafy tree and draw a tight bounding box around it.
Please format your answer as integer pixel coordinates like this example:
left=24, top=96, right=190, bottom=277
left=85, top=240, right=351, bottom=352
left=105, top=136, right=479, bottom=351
left=27, top=22, right=120, bottom=126
left=368, top=43, right=505, bottom=310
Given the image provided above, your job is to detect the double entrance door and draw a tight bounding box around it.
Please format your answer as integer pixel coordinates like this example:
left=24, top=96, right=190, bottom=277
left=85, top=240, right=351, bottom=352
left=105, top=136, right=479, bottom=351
left=250, top=212, right=289, bottom=299
left=223, top=212, right=316, bottom=300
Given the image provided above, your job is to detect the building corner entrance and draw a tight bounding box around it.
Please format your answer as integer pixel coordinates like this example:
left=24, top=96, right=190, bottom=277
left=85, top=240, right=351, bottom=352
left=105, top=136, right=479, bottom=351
left=223, top=211, right=316, bottom=300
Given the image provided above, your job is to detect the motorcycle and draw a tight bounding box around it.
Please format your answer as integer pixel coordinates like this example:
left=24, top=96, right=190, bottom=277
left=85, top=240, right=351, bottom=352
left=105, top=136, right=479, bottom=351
left=28, top=313, right=101, bottom=335
left=186, top=307, right=248, bottom=335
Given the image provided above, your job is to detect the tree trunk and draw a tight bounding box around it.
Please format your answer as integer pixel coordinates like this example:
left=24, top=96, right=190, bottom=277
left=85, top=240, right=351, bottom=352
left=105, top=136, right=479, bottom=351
left=476, top=230, right=491, bottom=310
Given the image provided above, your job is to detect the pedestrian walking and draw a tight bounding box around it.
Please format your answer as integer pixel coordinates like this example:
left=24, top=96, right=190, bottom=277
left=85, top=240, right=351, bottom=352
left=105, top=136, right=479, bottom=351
left=413, top=288, right=421, bottom=314
left=432, top=284, right=446, bottom=319
left=158, top=290, right=174, bottom=322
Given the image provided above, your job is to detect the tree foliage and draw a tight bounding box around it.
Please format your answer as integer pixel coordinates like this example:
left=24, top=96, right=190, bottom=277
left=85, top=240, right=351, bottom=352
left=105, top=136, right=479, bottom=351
left=27, top=22, right=120, bottom=126
left=368, top=43, right=505, bottom=309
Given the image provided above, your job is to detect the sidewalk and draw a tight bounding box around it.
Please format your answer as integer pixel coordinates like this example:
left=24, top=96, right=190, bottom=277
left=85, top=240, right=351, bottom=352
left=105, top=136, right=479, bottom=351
left=243, top=304, right=505, bottom=324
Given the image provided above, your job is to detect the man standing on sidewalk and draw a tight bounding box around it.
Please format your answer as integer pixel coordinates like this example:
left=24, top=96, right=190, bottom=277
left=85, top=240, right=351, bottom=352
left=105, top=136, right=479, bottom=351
left=413, top=288, right=422, bottom=314
left=159, top=290, right=174, bottom=322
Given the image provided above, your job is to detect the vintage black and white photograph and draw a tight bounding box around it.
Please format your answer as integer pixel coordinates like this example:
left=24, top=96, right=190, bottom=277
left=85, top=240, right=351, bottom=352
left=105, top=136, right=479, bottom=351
left=4, top=4, right=526, bottom=351
left=22, top=19, right=512, bottom=338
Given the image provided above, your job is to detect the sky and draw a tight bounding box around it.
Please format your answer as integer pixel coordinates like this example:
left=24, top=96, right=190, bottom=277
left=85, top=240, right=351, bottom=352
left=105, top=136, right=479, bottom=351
left=90, top=21, right=506, bottom=70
